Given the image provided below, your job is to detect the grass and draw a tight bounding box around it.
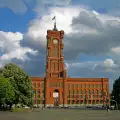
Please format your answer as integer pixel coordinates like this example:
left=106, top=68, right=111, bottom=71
left=10, top=108, right=31, bottom=112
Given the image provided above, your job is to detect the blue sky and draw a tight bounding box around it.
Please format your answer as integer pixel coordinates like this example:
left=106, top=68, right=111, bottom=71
left=0, top=8, right=35, bottom=32
left=0, top=0, right=120, bottom=91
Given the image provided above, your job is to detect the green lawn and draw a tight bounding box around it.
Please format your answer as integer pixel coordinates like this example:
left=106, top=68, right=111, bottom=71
left=0, top=108, right=120, bottom=120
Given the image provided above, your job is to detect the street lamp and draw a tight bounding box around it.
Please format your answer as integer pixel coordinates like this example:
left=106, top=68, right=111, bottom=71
left=111, top=96, right=118, bottom=110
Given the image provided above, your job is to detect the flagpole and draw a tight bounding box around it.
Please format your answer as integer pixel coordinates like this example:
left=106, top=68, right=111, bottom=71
left=55, top=16, right=56, bottom=24
left=52, top=16, right=57, bottom=30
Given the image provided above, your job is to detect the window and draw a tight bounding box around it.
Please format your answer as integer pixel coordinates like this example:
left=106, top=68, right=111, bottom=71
left=76, top=90, right=79, bottom=95
left=38, top=83, right=40, bottom=88
left=92, top=84, right=94, bottom=88
left=84, top=84, right=86, bottom=88
left=96, top=90, right=99, bottom=98
left=76, top=84, right=78, bottom=89
left=72, top=90, right=74, bottom=97
left=80, top=90, right=82, bottom=94
left=100, top=90, right=102, bottom=95
left=38, top=89, right=40, bottom=93
left=67, top=100, right=70, bottom=104
left=88, top=90, right=90, bottom=95
left=58, top=82, right=60, bottom=87
left=54, top=47, right=58, bottom=57
left=33, top=83, right=36, bottom=88
left=37, top=89, right=40, bottom=98
left=68, top=90, right=70, bottom=98
left=38, top=95, right=40, bottom=98
left=59, top=72, right=63, bottom=77
left=55, top=63, right=58, bottom=70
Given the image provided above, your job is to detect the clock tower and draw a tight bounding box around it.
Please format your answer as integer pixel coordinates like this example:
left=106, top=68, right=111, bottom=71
left=44, top=21, right=67, bottom=107
left=46, top=29, right=65, bottom=78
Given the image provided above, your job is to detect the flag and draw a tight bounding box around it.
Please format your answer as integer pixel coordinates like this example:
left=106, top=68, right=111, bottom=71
left=52, top=16, right=55, bottom=20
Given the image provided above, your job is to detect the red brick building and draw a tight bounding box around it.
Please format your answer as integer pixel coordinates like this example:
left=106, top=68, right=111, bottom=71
left=31, top=23, right=110, bottom=107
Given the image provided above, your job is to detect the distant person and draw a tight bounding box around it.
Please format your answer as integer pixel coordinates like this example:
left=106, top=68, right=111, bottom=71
left=106, top=105, right=110, bottom=115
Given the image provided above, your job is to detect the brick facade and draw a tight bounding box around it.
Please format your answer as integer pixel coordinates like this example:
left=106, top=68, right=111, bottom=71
left=31, top=27, right=110, bottom=107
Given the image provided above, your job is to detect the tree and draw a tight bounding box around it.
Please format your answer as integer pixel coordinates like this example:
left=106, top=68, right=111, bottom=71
left=0, top=76, right=15, bottom=109
left=111, top=77, right=120, bottom=108
left=1, top=63, right=33, bottom=107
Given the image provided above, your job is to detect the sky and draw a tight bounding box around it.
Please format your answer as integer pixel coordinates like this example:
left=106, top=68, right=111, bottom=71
left=0, top=0, right=120, bottom=91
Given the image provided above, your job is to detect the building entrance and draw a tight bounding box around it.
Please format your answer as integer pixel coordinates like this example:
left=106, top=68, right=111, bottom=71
left=53, top=89, right=59, bottom=107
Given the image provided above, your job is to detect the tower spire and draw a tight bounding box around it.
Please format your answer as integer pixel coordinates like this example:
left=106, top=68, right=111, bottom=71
left=52, top=16, right=58, bottom=31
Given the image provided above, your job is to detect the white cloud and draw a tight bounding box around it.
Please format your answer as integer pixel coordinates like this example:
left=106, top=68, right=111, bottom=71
left=0, top=31, right=37, bottom=68
left=111, top=47, right=120, bottom=55
left=103, top=59, right=118, bottom=72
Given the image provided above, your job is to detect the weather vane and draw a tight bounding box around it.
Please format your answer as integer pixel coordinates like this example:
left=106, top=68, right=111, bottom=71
left=52, top=16, right=57, bottom=30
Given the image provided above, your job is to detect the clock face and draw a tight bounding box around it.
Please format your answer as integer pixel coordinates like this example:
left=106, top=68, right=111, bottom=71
left=53, top=39, right=58, bottom=44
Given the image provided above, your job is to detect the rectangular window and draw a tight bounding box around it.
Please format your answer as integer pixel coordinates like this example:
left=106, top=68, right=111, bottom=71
left=56, top=63, right=58, bottom=70
left=37, top=89, right=40, bottom=98
left=33, top=89, right=36, bottom=98
left=76, top=84, right=78, bottom=89
left=59, top=71, right=63, bottom=77
left=76, top=90, right=79, bottom=94
left=67, top=100, right=70, bottom=104
left=37, top=83, right=40, bottom=88
left=68, top=90, right=70, bottom=98
left=54, top=47, right=58, bottom=57
left=80, top=90, right=82, bottom=94
left=37, top=95, right=40, bottom=98
left=72, top=90, right=74, bottom=97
